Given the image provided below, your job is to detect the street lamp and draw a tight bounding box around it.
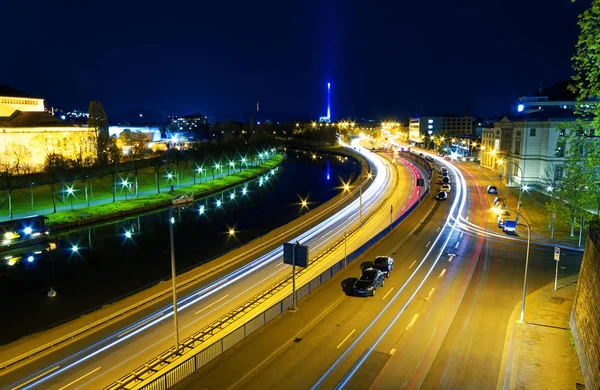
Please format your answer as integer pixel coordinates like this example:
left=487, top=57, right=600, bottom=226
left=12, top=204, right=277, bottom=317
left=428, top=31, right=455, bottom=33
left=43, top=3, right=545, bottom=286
left=66, top=186, right=75, bottom=211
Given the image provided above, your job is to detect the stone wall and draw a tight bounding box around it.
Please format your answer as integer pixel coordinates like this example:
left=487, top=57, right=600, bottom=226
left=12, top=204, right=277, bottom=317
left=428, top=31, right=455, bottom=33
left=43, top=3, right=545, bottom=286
left=571, top=222, right=600, bottom=390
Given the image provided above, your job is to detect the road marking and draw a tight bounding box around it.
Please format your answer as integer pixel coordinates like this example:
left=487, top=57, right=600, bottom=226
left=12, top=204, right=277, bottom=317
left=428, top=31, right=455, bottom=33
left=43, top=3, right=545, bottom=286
left=459, top=232, right=463, bottom=238
left=406, top=313, right=420, bottom=330
left=195, top=294, right=230, bottom=315
left=382, top=287, right=395, bottom=300
left=58, top=367, right=101, bottom=390
left=337, top=329, right=356, bottom=349
left=454, top=241, right=460, bottom=249
left=117, top=312, right=164, bottom=338
left=390, top=348, right=397, bottom=356
left=425, top=240, right=431, bottom=248
left=436, top=226, right=440, bottom=232
left=409, top=261, right=416, bottom=269
left=448, top=254, right=455, bottom=262
left=425, top=287, right=436, bottom=300
left=275, top=261, right=285, bottom=268
left=439, top=269, right=447, bottom=278
left=11, top=366, right=61, bottom=390
left=466, top=216, right=469, bottom=221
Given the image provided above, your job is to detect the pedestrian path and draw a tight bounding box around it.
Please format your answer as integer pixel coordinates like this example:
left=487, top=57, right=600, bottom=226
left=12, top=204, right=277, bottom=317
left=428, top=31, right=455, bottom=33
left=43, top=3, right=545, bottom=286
left=497, top=274, right=584, bottom=390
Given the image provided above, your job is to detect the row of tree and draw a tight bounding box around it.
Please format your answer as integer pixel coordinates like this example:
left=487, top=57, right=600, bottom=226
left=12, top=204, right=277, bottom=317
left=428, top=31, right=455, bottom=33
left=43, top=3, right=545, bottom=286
left=544, top=0, right=600, bottom=242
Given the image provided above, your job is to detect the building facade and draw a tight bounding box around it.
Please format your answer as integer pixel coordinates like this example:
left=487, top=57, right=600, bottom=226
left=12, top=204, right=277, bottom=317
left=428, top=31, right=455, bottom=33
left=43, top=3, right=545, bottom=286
left=0, top=86, right=96, bottom=172
left=408, top=115, right=474, bottom=145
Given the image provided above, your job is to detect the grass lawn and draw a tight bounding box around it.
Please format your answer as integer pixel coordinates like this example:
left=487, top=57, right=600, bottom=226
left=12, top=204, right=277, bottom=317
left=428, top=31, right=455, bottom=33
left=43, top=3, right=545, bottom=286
left=44, top=155, right=283, bottom=228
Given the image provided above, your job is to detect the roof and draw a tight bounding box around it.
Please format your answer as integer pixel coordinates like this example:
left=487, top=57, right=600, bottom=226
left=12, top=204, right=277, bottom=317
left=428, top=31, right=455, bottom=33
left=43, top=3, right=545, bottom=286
left=0, top=86, right=41, bottom=99
left=507, top=106, right=583, bottom=121
left=0, top=111, right=77, bottom=128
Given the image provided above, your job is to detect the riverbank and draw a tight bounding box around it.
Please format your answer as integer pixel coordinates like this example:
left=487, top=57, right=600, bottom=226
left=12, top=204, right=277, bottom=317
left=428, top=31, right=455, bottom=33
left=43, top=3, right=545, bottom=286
left=45, top=155, right=284, bottom=231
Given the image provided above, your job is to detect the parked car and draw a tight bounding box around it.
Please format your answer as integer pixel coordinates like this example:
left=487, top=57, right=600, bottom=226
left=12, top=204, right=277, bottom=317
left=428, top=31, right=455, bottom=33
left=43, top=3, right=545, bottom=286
left=437, top=191, right=448, bottom=200
left=493, top=197, right=506, bottom=207
left=353, top=268, right=385, bottom=296
left=442, top=176, right=450, bottom=184
left=440, top=184, right=451, bottom=192
left=497, top=213, right=510, bottom=227
left=487, top=185, right=498, bottom=194
left=425, top=156, right=434, bottom=162
left=372, top=256, right=394, bottom=277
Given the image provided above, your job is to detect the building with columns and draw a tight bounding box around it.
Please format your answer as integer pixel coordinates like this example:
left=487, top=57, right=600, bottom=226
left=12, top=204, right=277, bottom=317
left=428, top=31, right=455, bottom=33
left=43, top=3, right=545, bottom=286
left=0, top=86, right=97, bottom=172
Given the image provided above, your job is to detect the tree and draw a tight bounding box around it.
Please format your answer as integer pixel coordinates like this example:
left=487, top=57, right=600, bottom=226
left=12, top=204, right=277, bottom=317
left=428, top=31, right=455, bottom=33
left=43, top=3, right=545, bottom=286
left=89, top=101, right=109, bottom=165
left=546, top=0, right=600, bottom=241
left=44, top=154, right=70, bottom=213
left=7, top=143, right=31, bottom=175
left=121, top=131, right=150, bottom=198
left=106, top=140, right=121, bottom=203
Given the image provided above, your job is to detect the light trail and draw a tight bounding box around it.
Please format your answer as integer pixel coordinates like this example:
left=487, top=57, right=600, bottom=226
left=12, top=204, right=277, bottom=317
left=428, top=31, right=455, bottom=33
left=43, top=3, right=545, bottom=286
left=312, top=147, right=470, bottom=390
left=9, top=137, right=403, bottom=390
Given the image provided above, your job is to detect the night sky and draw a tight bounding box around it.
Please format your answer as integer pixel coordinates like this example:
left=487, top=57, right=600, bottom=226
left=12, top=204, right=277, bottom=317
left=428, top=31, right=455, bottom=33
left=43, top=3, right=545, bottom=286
left=1, top=0, right=589, bottom=120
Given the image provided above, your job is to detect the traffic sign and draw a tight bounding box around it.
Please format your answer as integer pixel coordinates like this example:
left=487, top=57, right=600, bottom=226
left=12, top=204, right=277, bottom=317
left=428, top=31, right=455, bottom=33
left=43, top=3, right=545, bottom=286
left=554, top=247, right=560, bottom=261
left=283, top=242, right=309, bottom=268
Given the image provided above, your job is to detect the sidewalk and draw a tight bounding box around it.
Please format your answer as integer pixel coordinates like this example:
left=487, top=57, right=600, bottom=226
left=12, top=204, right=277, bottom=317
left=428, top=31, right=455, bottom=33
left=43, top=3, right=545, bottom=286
left=497, top=274, right=584, bottom=390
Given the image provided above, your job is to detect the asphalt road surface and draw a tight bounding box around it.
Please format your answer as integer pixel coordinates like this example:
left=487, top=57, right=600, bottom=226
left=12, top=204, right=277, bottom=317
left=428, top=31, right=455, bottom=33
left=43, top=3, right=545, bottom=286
left=172, top=153, right=582, bottom=390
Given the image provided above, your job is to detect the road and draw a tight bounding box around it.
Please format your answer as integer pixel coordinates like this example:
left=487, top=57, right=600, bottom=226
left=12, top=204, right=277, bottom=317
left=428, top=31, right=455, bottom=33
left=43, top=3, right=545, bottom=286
left=170, top=151, right=582, bottom=390
left=1, top=139, right=423, bottom=389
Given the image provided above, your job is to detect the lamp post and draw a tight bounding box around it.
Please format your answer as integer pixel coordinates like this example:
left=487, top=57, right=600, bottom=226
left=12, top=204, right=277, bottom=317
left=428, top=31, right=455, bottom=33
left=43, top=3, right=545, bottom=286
left=168, top=205, right=180, bottom=350
left=66, top=186, right=74, bottom=211
left=515, top=209, right=532, bottom=323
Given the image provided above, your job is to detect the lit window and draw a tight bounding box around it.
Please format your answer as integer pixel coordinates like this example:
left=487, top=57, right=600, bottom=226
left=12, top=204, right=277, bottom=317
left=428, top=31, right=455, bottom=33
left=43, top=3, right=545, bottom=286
left=428, top=125, right=433, bottom=129
left=428, top=119, right=433, bottom=124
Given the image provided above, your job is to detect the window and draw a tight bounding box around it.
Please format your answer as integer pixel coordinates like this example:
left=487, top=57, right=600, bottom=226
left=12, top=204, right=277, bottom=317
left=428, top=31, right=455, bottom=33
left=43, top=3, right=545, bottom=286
left=514, top=141, right=521, bottom=154
left=530, top=128, right=536, bottom=136
left=428, top=119, right=433, bottom=124
left=554, top=165, right=563, bottom=181
left=559, top=129, right=565, bottom=137
left=555, top=138, right=566, bottom=157
left=516, top=131, right=521, bottom=136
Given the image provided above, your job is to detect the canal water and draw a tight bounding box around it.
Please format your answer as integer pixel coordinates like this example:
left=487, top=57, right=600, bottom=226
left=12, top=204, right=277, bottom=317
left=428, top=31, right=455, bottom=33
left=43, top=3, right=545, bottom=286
left=0, top=151, right=359, bottom=345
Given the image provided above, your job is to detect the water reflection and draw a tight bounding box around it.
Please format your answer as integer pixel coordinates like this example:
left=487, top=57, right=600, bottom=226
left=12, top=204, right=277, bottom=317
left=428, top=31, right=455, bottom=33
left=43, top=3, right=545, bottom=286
left=0, top=152, right=359, bottom=343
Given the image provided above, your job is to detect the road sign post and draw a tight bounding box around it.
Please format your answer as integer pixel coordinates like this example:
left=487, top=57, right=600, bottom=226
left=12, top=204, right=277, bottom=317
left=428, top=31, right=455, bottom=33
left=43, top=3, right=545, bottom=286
left=283, top=242, right=309, bottom=311
left=554, top=247, right=560, bottom=291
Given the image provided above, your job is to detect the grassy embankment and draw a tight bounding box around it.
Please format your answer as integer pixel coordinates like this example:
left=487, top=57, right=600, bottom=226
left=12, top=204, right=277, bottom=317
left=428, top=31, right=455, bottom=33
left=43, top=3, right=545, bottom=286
left=45, top=155, right=283, bottom=229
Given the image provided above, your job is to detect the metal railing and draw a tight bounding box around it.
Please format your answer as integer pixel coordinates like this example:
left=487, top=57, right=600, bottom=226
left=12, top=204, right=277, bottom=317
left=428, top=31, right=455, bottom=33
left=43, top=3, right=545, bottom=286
left=107, top=180, right=430, bottom=389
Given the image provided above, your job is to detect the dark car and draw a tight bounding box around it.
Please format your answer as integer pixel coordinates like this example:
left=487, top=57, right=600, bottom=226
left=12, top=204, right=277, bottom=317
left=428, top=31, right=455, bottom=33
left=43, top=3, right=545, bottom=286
left=441, top=171, right=448, bottom=177
left=493, top=197, right=507, bottom=207
left=487, top=185, right=498, bottom=194
left=442, top=176, right=450, bottom=184
left=372, top=256, right=394, bottom=277
left=353, top=268, right=385, bottom=297
left=437, top=191, right=448, bottom=200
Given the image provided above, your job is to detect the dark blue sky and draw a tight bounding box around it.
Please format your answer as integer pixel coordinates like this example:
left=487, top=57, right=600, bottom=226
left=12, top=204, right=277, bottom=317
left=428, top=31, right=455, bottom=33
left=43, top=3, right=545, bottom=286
left=1, top=0, right=589, bottom=120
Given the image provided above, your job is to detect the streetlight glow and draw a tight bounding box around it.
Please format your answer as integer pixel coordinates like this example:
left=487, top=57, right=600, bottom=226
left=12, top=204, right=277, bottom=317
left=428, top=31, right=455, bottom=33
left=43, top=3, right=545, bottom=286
left=199, top=205, right=205, bottom=214
left=216, top=199, right=222, bottom=207
left=125, top=230, right=132, bottom=239
left=523, top=184, right=529, bottom=191
left=72, top=245, right=78, bottom=252
left=230, top=192, right=235, bottom=200
left=242, top=186, right=247, bottom=195
left=228, top=227, right=236, bottom=236
left=66, top=186, right=74, bottom=195
left=547, top=186, right=554, bottom=192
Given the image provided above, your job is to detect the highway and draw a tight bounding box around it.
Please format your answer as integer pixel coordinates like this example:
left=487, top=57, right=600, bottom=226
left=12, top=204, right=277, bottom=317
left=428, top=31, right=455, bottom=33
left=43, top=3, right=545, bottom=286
left=1, top=138, right=423, bottom=390
left=170, top=150, right=582, bottom=390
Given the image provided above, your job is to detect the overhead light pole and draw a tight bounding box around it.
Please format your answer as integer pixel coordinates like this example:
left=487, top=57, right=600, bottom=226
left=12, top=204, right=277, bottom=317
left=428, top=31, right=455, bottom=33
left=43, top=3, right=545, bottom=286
left=168, top=205, right=180, bottom=350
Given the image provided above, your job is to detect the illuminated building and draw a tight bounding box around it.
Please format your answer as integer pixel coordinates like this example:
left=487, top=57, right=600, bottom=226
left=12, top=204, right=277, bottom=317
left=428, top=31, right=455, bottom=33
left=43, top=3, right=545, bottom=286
left=319, top=82, right=332, bottom=123
left=0, top=86, right=97, bottom=172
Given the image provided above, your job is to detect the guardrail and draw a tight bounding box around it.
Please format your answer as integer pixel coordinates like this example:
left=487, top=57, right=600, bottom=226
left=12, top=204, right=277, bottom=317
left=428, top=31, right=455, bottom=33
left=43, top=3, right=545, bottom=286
left=110, top=166, right=431, bottom=390
left=0, top=156, right=373, bottom=374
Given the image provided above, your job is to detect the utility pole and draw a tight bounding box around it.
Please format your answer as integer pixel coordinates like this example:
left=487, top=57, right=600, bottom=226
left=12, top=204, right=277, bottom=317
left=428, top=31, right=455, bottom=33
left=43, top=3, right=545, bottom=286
left=168, top=205, right=180, bottom=350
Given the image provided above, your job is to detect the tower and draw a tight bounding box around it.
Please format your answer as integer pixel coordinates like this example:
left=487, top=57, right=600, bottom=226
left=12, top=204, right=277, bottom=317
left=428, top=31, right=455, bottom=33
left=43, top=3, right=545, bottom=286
left=327, top=82, right=331, bottom=120
left=319, top=82, right=332, bottom=123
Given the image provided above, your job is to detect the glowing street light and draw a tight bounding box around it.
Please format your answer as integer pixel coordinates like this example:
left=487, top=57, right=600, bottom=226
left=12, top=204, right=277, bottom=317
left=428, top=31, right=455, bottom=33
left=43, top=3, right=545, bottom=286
left=547, top=185, right=554, bottom=192
left=228, top=227, right=236, bottom=236
left=312, top=154, right=317, bottom=160
left=66, top=185, right=75, bottom=211
left=199, top=205, right=205, bottom=214
left=216, top=199, right=222, bottom=208
left=230, top=192, right=235, bottom=200
left=23, top=227, right=32, bottom=235
left=242, top=186, right=248, bottom=195
left=72, top=245, right=79, bottom=252
left=522, top=184, right=529, bottom=192
left=367, top=173, right=374, bottom=180
left=196, top=166, right=203, bottom=174
left=167, top=172, right=174, bottom=180
left=124, top=230, right=132, bottom=239
left=259, top=177, right=264, bottom=187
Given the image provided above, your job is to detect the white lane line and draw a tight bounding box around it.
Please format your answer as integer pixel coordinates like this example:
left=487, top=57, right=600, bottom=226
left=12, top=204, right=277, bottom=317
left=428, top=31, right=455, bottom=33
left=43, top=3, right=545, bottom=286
left=425, top=287, right=436, bottom=301
left=382, top=287, right=395, bottom=300
left=390, top=348, right=397, bottom=356
left=11, top=366, right=60, bottom=390
left=409, top=261, right=416, bottom=269
left=439, top=269, right=447, bottom=279
left=406, top=314, right=420, bottom=331
left=275, top=261, right=285, bottom=268
left=466, top=216, right=469, bottom=221
left=436, top=226, right=441, bottom=232
left=58, top=367, right=101, bottom=390
left=337, top=329, right=356, bottom=349
left=459, top=232, right=463, bottom=238
left=117, top=313, right=164, bottom=338
left=448, top=254, right=455, bottom=262
left=455, top=241, right=460, bottom=248
left=194, top=294, right=230, bottom=315
left=425, top=240, right=431, bottom=248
